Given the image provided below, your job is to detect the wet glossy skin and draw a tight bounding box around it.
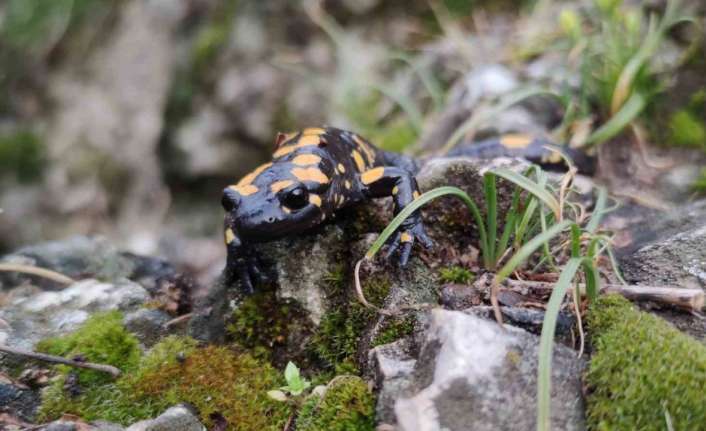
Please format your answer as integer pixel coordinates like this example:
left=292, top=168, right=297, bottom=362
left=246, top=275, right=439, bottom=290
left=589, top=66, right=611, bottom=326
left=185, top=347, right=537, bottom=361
left=222, top=127, right=595, bottom=293
left=222, top=126, right=431, bottom=293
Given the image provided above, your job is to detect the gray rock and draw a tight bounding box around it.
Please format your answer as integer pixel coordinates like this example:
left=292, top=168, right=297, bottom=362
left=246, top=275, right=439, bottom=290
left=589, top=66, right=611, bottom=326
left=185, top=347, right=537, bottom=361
left=44, top=423, right=78, bottom=431
left=256, top=224, right=347, bottom=325
left=124, top=308, right=172, bottom=347
left=0, top=382, right=41, bottom=422
left=439, top=283, right=482, bottom=310
left=0, top=278, right=148, bottom=350
left=0, top=236, right=175, bottom=291
left=619, top=200, right=706, bottom=289
left=126, top=405, right=206, bottom=431
left=371, top=309, right=586, bottom=430
left=92, top=421, right=126, bottom=431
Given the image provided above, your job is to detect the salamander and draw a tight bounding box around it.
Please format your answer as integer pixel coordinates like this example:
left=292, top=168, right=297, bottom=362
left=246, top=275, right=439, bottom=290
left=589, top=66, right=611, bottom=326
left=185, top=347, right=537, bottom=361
left=221, top=126, right=594, bottom=293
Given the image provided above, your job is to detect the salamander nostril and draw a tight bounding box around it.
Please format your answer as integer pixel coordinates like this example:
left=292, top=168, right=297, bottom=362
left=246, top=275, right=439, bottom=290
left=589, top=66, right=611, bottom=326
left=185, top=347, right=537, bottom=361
left=268, top=217, right=275, bottom=223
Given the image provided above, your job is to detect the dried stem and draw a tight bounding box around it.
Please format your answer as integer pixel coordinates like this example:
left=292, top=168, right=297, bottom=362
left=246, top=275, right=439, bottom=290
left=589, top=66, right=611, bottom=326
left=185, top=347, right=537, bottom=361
left=0, top=263, right=75, bottom=285
left=0, top=344, right=121, bottom=378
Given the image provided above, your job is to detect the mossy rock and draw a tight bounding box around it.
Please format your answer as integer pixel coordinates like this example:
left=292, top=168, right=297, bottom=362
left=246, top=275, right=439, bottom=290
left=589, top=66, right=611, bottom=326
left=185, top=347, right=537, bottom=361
left=296, top=375, right=375, bottom=431
left=39, top=330, right=293, bottom=430
left=586, top=295, right=706, bottom=430
left=36, top=311, right=140, bottom=386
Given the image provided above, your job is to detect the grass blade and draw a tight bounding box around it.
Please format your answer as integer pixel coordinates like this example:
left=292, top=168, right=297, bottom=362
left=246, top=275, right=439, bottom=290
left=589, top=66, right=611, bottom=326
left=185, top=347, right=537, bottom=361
left=485, top=173, right=498, bottom=267
left=537, top=257, right=583, bottom=431
left=364, top=187, right=487, bottom=261
left=585, top=187, right=608, bottom=233
left=491, top=168, right=561, bottom=220
left=586, top=91, right=647, bottom=146
left=495, top=220, right=572, bottom=282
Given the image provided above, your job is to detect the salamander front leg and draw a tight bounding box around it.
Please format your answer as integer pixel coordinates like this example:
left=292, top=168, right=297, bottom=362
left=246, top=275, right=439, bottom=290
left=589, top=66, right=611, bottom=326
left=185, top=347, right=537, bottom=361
left=360, top=166, right=433, bottom=266
left=224, top=228, right=262, bottom=295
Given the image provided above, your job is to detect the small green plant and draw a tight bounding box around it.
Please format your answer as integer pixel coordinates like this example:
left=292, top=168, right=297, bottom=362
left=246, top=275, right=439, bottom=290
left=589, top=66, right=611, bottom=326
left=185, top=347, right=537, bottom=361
left=268, top=362, right=312, bottom=401
left=439, top=266, right=474, bottom=284
left=692, top=168, right=706, bottom=194
left=296, top=375, right=375, bottom=431
left=357, top=164, right=619, bottom=431
left=555, top=0, right=696, bottom=147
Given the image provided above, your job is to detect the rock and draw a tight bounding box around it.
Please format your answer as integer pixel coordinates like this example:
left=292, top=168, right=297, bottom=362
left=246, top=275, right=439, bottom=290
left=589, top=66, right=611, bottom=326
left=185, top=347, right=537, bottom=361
left=123, top=309, right=172, bottom=348
left=0, top=236, right=175, bottom=291
left=368, top=338, right=418, bottom=423
left=619, top=199, right=706, bottom=289
left=371, top=309, right=586, bottom=430
left=256, top=224, right=348, bottom=325
left=44, top=423, right=78, bottom=431
left=0, top=382, right=41, bottom=422
left=616, top=200, right=706, bottom=340
left=439, top=283, right=482, bottom=309
left=0, top=278, right=148, bottom=350
left=126, top=405, right=206, bottom=431
left=91, top=421, right=125, bottom=431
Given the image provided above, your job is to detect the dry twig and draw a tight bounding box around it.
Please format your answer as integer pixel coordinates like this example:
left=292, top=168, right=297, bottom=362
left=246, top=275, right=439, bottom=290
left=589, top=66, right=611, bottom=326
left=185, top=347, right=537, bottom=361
left=0, top=344, right=121, bottom=378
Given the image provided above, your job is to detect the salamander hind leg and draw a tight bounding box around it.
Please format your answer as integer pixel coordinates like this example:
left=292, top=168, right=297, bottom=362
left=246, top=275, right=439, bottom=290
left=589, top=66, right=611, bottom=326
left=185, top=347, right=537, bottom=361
left=360, top=166, right=433, bottom=266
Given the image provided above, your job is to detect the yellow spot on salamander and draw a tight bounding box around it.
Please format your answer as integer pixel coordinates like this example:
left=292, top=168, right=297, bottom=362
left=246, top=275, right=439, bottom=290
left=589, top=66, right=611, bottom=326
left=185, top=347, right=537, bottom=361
left=400, top=232, right=413, bottom=242
left=500, top=134, right=533, bottom=149
left=273, top=134, right=321, bottom=158
left=291, top=167, right=329, bottom=184
left=392, top=186, right=399, bottom=195
left=345, top=180, right=351, bottom=189
left=229, top=184, right=258, bottom=196
left=352, top=150, right=366, bottom=172
left=292, top=154, right=322, bottom=166
left=282, top=206, right=291, bottom=214
left=225, top=228, right=236, bottom=244
left=237, top=162, right=272, bottom=186
left=541, top=150, right=564, bottom=164
left=361, top=167, right=385, bottom=185
left=309, top=194, right=322, bottom=207
left=353, top=135, right=376, bottom=164
left=270, top=180, right=294, bottom=193
left=303, top=127, right=326, bottom=135
left=337, top=163, right=346, bottom=174
left=413, top=190, right=421, bottom=200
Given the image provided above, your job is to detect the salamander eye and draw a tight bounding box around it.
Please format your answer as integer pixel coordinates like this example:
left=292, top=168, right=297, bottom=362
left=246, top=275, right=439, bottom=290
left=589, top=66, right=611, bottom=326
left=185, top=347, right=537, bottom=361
left=282, top=185, right=309, bottom=210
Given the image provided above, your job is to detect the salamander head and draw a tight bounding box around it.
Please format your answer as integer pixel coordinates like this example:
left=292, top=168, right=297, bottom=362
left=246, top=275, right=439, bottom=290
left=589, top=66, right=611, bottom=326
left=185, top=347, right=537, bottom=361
left=222, top=162, right=328, bottom=241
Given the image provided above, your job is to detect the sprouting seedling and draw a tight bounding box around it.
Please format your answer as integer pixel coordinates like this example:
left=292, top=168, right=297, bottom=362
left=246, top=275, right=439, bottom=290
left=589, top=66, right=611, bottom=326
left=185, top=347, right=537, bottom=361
left=267, top=361, right=312, bottom=402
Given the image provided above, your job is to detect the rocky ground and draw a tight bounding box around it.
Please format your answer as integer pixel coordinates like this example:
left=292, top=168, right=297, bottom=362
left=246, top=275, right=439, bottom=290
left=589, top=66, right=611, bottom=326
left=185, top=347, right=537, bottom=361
left=1, top=153, right=705, bottom=430
left=1, top=0, right=706, bottom=430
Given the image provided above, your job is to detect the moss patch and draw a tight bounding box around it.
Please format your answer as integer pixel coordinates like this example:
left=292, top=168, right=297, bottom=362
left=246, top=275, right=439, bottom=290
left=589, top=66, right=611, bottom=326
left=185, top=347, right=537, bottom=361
left=39, top=332, right=293, bottom=430
left=296, top=376, right=375, bottom=431
left=586, top=295, right=706, bottom=430
left=668, top=110, right=706, bottom=149
left=312, top=274, right=391, bottom=373
left=439, top=266, right=474, bottom=284
left=372, top=315, right=415, bottom=347
left=36, top=311, right=140, bottom=386
left=227, top=289, right=311, bottom=363
left=0, top=130, right=45, bottom=183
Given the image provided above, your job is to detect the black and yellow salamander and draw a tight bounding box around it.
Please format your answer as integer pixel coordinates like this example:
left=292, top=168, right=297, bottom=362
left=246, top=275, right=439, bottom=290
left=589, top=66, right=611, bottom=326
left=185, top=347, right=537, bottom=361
left=221, top=126, right=594, bottom=293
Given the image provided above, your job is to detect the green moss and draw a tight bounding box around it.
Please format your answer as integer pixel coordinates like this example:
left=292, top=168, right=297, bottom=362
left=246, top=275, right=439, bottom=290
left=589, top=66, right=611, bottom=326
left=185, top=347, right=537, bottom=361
left=372, top=315, right=415, bottom=347
left=438, top=266, right=474, bottom=284
left=668, top=110, right=706, bottom=149
left=313, top=274, right=391, bottom=373
left=296, top=376, right=375, bottom=431
left=586, top=295, right=706, bottom=430
left=0, top=130, right=45, bottom=183
left=36, top=311, right=140, bottom=386
left=40, top=336, right=292, bottom=430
